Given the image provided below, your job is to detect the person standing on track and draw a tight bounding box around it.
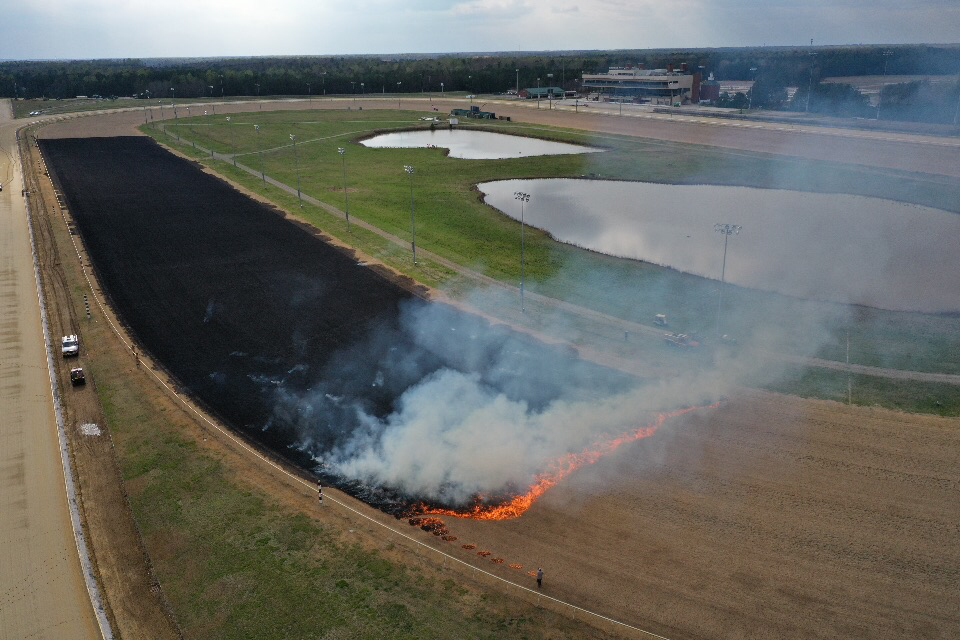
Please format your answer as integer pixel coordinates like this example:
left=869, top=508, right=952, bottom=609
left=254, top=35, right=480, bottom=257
left=536, top=567, right=544, bottom=589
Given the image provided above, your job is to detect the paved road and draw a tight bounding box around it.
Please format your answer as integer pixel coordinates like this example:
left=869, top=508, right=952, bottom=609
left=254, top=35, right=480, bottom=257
left=0, top=101, right=100, bottom=639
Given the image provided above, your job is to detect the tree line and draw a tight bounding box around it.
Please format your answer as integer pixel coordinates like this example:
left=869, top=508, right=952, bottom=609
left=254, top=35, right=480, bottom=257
left=3, top=45, right=959, bottom=124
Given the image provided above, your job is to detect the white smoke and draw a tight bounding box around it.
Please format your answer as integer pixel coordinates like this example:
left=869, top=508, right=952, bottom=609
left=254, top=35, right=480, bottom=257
left=324, top=335, right=739, bottom=504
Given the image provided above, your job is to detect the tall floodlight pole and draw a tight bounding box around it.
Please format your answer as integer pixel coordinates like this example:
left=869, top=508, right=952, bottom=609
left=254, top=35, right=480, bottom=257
left=441, top=82, right=444, bottom=95
left=256, top=83, right=261, bottom=110
left=516, top=68, right=519, bottom=95
left=338, top=147, right=350, bottom=231
left=170, top=87, right=177, bottom=120
left=225, top=116, right=236, bottom=165
left=290, top=134, right=302, bottom=206
left=515, top=191, right=530, bottom=312
left=714, top=223, right=742, bottom=337
left=322, top=72, right=326, bottom=95
left=397, top=82, right=402, bottom=109
left=351, top=82, right=356, bottom=103
left=537, top=77, right=541, bottom=109
left=255, top=124, right=265, bottom=183
left=805, top=53, right=817, bottom=113
left=404, top=165, right=417, bottom=264
left=747, top=67, right=757, bottom=110
left=307, top=83, right=312, bottom=104
left=877, top=50, right=893, bottom=120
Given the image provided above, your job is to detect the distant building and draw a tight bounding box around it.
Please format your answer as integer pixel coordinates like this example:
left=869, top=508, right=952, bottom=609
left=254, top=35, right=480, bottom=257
left=581, top=63, right=702, bottom=104
left=700, top=73, right=721, bottom=103
left=519, top=87, right=573, bottom=100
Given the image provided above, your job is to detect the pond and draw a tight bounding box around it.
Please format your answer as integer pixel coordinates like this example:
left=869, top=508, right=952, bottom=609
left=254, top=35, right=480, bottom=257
left=479, top=179, right=960, bottom=313
left=360, top=129, right=602, bottom=159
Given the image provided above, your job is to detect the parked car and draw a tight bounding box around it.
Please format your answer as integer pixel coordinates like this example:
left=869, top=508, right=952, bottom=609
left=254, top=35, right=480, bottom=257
left=61, top=334, right=79, bottom=357
left=70, top=367, right=86, bottom=386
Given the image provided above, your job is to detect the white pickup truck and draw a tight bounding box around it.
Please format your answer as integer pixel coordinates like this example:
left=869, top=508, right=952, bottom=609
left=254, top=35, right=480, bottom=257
left=61, top=334, right=79, bottom=357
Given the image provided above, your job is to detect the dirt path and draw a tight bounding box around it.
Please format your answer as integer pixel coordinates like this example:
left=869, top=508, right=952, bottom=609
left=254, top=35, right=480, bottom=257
left=27, top=98, right=960, bottom=638
left=21, top=130, right=183, bottom=639
left=0, top=105, right=101, bottom=639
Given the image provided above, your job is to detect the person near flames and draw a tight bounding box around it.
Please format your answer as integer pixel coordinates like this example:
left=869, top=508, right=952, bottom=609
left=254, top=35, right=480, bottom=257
left=536, top=567, right=544, bottom=589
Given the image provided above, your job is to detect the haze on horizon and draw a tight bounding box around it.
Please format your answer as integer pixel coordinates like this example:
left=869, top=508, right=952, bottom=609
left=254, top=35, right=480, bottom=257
left=2, top=0, right=959, bottom=61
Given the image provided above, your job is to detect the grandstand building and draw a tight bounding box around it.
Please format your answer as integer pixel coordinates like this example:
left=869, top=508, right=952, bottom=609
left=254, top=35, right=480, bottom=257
left=581, top=64, right=702, bottom=104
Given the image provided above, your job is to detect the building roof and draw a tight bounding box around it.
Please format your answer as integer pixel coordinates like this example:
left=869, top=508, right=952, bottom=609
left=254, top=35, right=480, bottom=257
left=523, top=87, right=565, bottom=96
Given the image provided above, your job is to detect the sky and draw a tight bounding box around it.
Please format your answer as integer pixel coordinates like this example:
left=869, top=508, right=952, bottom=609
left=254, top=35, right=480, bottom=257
left=2, top=0, right=959, bottom=60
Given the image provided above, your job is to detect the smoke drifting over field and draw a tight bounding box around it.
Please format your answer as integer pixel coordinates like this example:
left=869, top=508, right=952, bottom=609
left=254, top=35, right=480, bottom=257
left=276, top=282, right=844, bottom=507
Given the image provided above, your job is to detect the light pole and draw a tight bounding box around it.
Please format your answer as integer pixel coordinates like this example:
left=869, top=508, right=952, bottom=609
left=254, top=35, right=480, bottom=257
left=307, top=83, right=312, bottom=104
left=338, top=147, right=350, bottom=231
left=714, top=223, right=742, bottom=337
left=255, top=124, right=265, bottom=183
left=170, top=87, right=176, bottom=119
left=289, top=134, right=302, bottom=206
left=516, top=68, right=519, bottom=95
left=746, top=67, right=757, bottom=110
left=256, top=83, right=261, bottom=110
left=225, top=116, right=236, bottom=165
left=547, top=73, right=553, bottom=109
left=440, top=82, right=444, bottom=95
left=351, top=81, right=356, bottom=102
left=537, top=77, right=540, bottom=109
left=877, top=50, right=893, bottom=120
left=805, top=53, right=817, bottom=113
left=515, top=191, right=530, bottom=312
left=321, top=72, right=326, bottom=95
left=404, top=165, right=417, bottom=264
left=397, top=82, right=402, bottom=109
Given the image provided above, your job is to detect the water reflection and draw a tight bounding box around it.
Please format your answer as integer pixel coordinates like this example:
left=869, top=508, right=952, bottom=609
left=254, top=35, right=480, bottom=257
left=361, top=129, right=601, bottom=159
left=480, top=179, right=960, bottom=313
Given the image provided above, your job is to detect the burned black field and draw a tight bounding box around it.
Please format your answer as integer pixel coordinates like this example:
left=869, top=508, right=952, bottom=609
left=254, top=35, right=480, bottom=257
left=40, top=136, right=636, bottom=512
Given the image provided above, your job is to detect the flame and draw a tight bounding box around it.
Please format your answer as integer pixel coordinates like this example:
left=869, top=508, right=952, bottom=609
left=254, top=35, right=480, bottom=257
left=420, top=403, right=719, bottom=521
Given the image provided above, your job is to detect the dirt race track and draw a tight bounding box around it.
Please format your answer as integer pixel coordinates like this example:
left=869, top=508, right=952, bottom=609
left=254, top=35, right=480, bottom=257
left=33, top=100, right=960, bottom=639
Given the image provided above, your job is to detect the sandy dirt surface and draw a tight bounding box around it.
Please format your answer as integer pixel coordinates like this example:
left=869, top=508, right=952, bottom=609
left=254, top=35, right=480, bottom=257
left=0, top=107, right=100, bottom=638
left=28, top=98, right=960, bottom=638
left=442, top=391, right=960, bottom=638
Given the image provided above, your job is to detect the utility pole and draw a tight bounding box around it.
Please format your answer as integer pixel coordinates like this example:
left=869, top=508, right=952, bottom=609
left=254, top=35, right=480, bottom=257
left=255, top=124, right=265, bottom=183
left=714, top=223, right=742, bottom=337
left=290, top=134, right=302, bottom=206
left=805, top=53, right=817, bottom=113
left=404, top=165, right=417, bottom=264
left=515, top=192, right=530, bottom=312
left=338, top=147, right=350, bottom=231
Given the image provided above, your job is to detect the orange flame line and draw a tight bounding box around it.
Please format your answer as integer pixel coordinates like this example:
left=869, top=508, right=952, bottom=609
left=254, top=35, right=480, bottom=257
left=420, top=402, right=719, bottom=521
